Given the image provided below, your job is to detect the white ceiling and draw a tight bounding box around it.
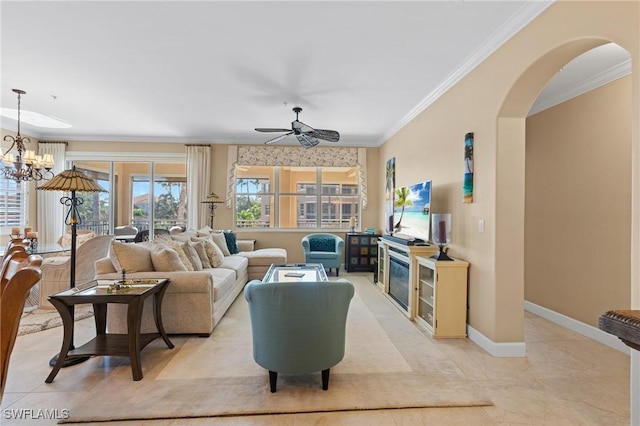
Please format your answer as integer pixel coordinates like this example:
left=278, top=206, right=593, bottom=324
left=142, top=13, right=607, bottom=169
left=0, top=1, right=630, bottom=148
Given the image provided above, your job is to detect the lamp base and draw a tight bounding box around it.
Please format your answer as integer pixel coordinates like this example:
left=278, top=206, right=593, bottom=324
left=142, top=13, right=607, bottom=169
left=430, top=246, right=453, bottom=261
left=49, top=352, right=91, bottom=368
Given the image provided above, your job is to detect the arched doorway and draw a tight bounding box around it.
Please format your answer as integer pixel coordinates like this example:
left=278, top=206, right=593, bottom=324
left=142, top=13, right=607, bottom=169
left=524, top=43, right=632, bottom=335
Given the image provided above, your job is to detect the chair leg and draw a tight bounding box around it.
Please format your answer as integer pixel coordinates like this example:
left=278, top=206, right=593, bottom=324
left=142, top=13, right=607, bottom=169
left=321, top=368, right=330, bottom=390
left=269, top=370, right=278, bottom=393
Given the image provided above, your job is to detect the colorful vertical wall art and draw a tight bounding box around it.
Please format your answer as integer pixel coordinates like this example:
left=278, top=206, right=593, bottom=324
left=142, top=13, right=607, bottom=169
left=463, top=132, right=474, bottom=203
left=385, top=157, right=396, bottom=233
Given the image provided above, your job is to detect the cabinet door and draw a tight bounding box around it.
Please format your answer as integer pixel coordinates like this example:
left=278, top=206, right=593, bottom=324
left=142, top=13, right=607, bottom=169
left=432, top=266, right=468, bottom=337
left=377, top=244, right=386, bottom=286
left=417, top=263, right=435, bottom=329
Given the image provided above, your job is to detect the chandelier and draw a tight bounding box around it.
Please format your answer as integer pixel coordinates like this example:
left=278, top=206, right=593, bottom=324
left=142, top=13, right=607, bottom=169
left=2, top=89, right=54, bottom=182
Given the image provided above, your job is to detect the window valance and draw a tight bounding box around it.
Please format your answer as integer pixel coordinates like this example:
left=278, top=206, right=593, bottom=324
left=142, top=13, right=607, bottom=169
left=227, top=145, right=368, bottom=208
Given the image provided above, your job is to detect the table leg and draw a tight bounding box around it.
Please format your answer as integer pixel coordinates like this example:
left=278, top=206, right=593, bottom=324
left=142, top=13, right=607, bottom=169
left=153, top=284, right=174, bottom=349
left=93, top=303, right=107, bottom=335
left=45, top=299, right=74, bottom=383
left=127, top=297, right=144, bottom=381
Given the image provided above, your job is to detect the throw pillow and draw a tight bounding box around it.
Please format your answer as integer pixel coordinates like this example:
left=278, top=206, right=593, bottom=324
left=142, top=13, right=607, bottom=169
left=211, top=232, right=231, bottom=256
left=58, top=230, right=96, bottom=249
left=183, top=240, right=203, bottom=271
left=109, top=241, right=154, bottom=273
left=170, top=231, right=198, bottom=242
left=150, top=245, right=188, bottom=272
left=196, top=226, right=214, bottom=237
left=309, top=237, right=335, bottom=252
left=158, top=239, right=195, bottom=271
left=192, top=236, right=224, bottom=267
left=192, top=240, right=212, bottom=268
left=223, top=231, right=239, bottom=254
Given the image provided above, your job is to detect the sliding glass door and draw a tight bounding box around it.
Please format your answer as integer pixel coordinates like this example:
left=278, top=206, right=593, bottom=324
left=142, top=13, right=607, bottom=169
left=71, top=160, right=186, bottom=236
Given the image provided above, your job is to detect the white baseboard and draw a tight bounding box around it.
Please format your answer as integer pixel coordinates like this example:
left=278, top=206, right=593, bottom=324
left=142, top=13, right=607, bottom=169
left=466, top=302, right=630, bottom=357
left=467, top=325, right=527, bottom=357
left=524, top=300, right=630, bottom=354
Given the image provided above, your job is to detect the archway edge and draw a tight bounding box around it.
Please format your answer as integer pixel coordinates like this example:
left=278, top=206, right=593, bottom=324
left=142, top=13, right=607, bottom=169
left=494, top=33, right=636, bottom=342
left=499, top=37, right=613, bottom=118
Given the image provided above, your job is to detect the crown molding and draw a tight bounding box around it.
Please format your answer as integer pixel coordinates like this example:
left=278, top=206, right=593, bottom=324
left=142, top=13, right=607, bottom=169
left=66, top=151, right=186, bottom=161
left=377, top=0, right=554, bottom=146
left=528, top=58, right=631, bottom=116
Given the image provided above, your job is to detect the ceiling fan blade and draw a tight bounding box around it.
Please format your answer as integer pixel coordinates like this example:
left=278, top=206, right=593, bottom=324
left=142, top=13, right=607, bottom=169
left=292, top=120, right=314, bottom=133
left=264, top=131, right=293, bottom=145
left=296, top=133, right=319, bottom=149
left=255, top=128, right=291, bottom=133
left=307, top=129, right=340, bottom=142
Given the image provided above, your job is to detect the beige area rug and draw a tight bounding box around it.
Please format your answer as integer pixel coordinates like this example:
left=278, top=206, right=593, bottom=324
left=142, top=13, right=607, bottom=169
left=18, top=306, right=94, bottom=336
left=63, top=275, right=492, bottom=423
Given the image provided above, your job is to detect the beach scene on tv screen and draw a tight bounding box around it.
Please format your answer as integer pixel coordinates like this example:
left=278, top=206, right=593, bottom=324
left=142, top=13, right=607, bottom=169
left=393, top=180, right=431, bottom=242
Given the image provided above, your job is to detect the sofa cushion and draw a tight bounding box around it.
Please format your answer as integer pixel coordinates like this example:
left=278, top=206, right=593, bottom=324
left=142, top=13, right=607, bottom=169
left=218, top=254, right=248, bottom=277
left=151, top=245, right=188, bottom=272
left=109, top=241, right=154, bottom=273
left=239, top=248, right=287, bottom=267
left=208, top=268, right=237, bottom=302
left=192, top=240, right=212, bottom=269
left=309, top=237, right=335, bottom=252
left=211, top=232, right=231, bottom=256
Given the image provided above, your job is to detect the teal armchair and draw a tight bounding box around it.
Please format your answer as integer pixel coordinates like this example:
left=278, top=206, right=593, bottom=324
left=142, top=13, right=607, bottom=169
left=301, top=233, right=344, bottom=276
left=243, top=279, right=354, bottom=392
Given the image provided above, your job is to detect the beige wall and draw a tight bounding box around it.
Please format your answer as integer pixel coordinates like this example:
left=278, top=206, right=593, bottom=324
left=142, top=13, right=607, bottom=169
left=378, top=0, right=639, bottom=343
left=525, top=76, right=632, bottom=327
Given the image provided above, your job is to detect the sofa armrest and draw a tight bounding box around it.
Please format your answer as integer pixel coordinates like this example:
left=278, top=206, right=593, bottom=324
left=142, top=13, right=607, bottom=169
left=237, top=239, right=255, bottom=252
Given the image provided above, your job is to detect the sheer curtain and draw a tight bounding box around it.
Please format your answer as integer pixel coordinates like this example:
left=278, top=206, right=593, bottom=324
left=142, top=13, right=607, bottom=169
left=37, top=142, right=67, bottom=243
left=186, top=145, right=211, bottom=229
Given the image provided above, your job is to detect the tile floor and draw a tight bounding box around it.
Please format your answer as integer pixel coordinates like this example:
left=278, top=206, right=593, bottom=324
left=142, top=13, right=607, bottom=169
left=1, top=273, right=631, bottom=425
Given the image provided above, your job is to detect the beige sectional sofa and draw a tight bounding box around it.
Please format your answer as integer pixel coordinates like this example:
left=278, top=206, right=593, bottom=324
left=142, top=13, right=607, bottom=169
left=94, top=233, right=286, bottom=336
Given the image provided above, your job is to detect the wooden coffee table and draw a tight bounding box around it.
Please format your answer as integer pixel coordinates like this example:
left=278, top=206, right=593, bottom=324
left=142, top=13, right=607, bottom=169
left=46, top=278, right=173, bottom=382
left=262, top=263, right=328, bottom=283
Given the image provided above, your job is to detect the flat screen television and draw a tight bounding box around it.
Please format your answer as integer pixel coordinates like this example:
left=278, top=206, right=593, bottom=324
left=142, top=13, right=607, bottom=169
left=393, top=180, right=431, bottom=242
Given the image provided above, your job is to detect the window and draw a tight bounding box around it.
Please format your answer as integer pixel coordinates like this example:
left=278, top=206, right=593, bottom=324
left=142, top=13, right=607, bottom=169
left=71, top=160, right=187, bottom=235
left=76, top=167, right=110, bottom=235
left=132, top=175, right=187, bottom=230
left=0, top=176, right=27, bottom=231
left=236, top=174, right=271, bottom=228
left=235, top=166, right=359, bottom=230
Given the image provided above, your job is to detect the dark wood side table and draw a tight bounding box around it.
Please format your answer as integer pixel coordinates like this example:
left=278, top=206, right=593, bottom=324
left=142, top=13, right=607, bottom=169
left=46, top=279, right=173, bottom=382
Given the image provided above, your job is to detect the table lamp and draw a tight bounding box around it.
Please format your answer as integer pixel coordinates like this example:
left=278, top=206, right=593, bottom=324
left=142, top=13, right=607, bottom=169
left=37, top=166, right=106, bottom=367
left=201, top=192, right=224, bottom=229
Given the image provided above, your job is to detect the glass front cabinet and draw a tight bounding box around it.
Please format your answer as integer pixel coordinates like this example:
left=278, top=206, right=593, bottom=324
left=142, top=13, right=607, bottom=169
left=414, top=256, right=469, bottom=338
left=376, top=241, right=387, bottom=290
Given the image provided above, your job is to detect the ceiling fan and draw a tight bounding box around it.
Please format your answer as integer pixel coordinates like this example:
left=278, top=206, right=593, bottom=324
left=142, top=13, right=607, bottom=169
left=255, top=107, right=340, bottom=149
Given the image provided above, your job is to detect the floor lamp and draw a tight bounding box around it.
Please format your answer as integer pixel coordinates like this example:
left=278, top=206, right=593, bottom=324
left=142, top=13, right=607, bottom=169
left=37, top=166, right=107, bottom=367
left=201, top=193, right=224, bottom=229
